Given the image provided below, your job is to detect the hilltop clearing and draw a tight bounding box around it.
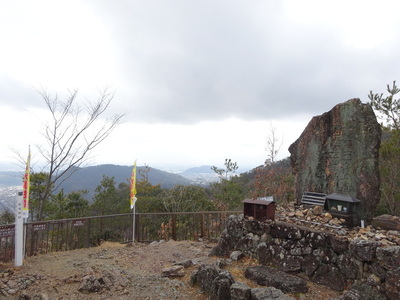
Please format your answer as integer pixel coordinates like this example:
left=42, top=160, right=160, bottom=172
left=0, top=239, right=341, bottom=300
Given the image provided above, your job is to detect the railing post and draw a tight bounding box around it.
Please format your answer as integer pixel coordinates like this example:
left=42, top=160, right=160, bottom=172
left=85, top=218, right=91, bottom=248
left=0, top=211, right=242, bottom=263
left=171, top=214, right=177, bottom=240
left=135, top=214, right=140, bottom=242
left=201, top=212, right=205, bottom=238
left=29, top=225, right=35, bottom=257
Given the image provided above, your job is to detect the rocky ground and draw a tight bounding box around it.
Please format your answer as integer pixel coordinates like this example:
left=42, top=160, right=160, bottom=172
left=0, top=239, right=343, bottom=300
left=276, top=203, right=400, bottom=246
left=0, top=203, right=398, bottom=299
left=0, top=240, right=218, bottom=299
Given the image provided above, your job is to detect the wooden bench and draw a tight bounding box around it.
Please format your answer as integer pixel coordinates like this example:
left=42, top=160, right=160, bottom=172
left=301, top=192, right=327, bottom=207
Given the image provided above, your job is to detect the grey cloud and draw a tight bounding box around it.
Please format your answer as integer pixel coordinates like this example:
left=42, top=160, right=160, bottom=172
left=15, top=1, right=400, bottom=124
left=0, top=75, right=41, bottom=108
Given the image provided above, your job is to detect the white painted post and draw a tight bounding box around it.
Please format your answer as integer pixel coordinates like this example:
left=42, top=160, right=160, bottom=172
left=132, top=205, right=136, bottom=243
left=15, top=191, right=24, bottom=267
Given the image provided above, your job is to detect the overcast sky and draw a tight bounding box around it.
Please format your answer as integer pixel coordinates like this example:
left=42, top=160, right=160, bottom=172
left=1, top=0, right=399, bottom=172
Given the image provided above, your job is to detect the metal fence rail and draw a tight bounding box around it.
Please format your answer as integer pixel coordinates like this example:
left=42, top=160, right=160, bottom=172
left=0, top=211, right=241, bottom=263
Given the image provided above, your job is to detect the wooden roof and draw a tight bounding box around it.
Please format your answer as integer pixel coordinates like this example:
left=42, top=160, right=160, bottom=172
left=242, top=196, right=274, bottom=205
left=326, top=193, right=360, bottom=203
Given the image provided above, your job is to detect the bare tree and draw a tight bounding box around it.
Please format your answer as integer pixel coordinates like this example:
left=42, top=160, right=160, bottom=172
left=33, top=87, right=124, bottom=220
left=265, top=121, right=283, bottom=165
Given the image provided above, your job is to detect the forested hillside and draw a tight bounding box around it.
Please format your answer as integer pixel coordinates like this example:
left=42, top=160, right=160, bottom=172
left=56, top=164, right=194, bottom=200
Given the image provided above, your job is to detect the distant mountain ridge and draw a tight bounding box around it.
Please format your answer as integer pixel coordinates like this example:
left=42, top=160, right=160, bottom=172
left=181, top=165, right=215, bottom=174
left=0, top=164, right=195, bottom=204
left=57, top=164, right=195, bottom=200
left=0, top=163, right=253, bottom=211
left=0, top=171, right=22, bottom=187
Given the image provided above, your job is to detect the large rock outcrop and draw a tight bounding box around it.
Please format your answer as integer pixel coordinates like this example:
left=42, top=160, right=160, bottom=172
left=289, top=99, right=381, bottom=221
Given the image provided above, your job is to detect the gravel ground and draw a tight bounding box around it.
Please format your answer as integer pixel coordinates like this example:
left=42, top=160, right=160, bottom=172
left=0, top=240, right=341, bottom=299
left=0, top=240, right=216, bottom=299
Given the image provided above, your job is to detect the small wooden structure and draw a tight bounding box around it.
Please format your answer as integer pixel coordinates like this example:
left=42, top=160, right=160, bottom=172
left=300, top=192, right=327, bottom=207
left=243, top=196, right=276, bottom=221
left=325, top=193, right=361, bottom=227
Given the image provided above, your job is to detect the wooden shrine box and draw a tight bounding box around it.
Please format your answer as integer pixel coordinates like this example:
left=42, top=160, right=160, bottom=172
left=243, top=196, right=276, bottom=221
left=325, top=193, right=361, bottom=227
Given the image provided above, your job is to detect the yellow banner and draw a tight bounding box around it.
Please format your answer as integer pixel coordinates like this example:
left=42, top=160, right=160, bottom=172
left=130, top=161, right=137, bottom=209
left=22, top=148, right=31, bottom=216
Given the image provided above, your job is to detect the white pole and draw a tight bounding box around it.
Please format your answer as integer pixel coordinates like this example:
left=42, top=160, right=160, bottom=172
left=15, top=191, right=24, bottom=266
left=132, top=206, right=136, bottom=243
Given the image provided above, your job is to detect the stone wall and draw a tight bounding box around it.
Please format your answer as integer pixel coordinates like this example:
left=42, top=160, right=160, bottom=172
left=289, top=99, right=381, bottom=222
left=211, top=215, right=400, bottom=299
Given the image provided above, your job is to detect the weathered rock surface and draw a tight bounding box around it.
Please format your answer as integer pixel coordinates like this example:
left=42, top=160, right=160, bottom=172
left=289, top=98, right=381, bottom=222
left=385, top=267, right=400, bottom=300
left=333, top=283, right=387, bottom=300
left=230, top=250, right=245, bottom=261
left=250, top=287, right=296, bottom=300
left=336, top=254, right=361, bottom=280
left=161, top=265, right=185, bottom=277
left=349, top=239, right=379, bottom=262
left=372, top=214, right=400, bottom=231
left=230, top=282, right=251, bottom=300
left=311, top=264, right=345, bottom=291
left=78, top=275, right=103, bottom=293
left=190, top=263, right=234, bottom=300
left=244, top=266, right=308, bottom=294
left=212, top=214, right=397, bottom=298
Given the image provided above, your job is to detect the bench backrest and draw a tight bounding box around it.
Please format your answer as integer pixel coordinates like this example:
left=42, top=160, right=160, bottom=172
left=301, top=192, right=327, bottom=206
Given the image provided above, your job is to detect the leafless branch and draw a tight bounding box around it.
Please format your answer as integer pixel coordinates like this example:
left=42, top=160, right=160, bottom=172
left=31, top=87, right=125, bottom=220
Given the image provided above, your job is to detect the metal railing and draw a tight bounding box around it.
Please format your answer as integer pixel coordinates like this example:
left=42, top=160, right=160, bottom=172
left=0, top=211, right=241, bottom=263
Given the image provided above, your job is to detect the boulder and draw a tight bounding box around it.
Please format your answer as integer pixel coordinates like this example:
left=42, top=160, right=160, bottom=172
left=230, top=282, right=251, bottom=300
left=312, top=264, right=345, bottom=291
left=213, top=277, right=232, bottom=300
left=174, top=259, right=193, bottom=268
left=368, top=262, right=387, bottom=281
left=336, top=254, right=362, bottom=280
left=210, top=230, right=235, bottom=257
left=334, top=283, right=387, bottom=300
left=243, top=219, right=271, bottom=236
left=250, top=287, right=296, bottom=300
left=349, top=239, right=379, bottom=262
left=78, top=275, right=102, bottom=293
left=244, top=265, right=308, bottom=294
left=327, top=234, right=349, bottom=253
left=236, top=234, right=256, bottom=252
left=226, top=214, right=246, bottom=238
left=278, top=255, right=303, bottom=272
left=372, top=214, right=400, bottom=231
left=190, top=263, right=234, bottom=299
left=289, top=99, right=381, bottom=222
left=312, top=205, right=324, bottom=216
left=301, top=254, right=320, bottom=276
left=375, top=246, right=400, bottom=269
left=270, top=222, right=306, bottom=240
left=257, top=243, right=302, bottom=272
left=230, top=251, right=245, bottom=261
left=385, top=267, right=400, bottom=300
left=366, top=274, right=381, bottom=286
left=304, top=231, right=329, bottom=248
left=257, top=243, right=274, bottom=265
left=312, top=247, right=337, bottom=264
